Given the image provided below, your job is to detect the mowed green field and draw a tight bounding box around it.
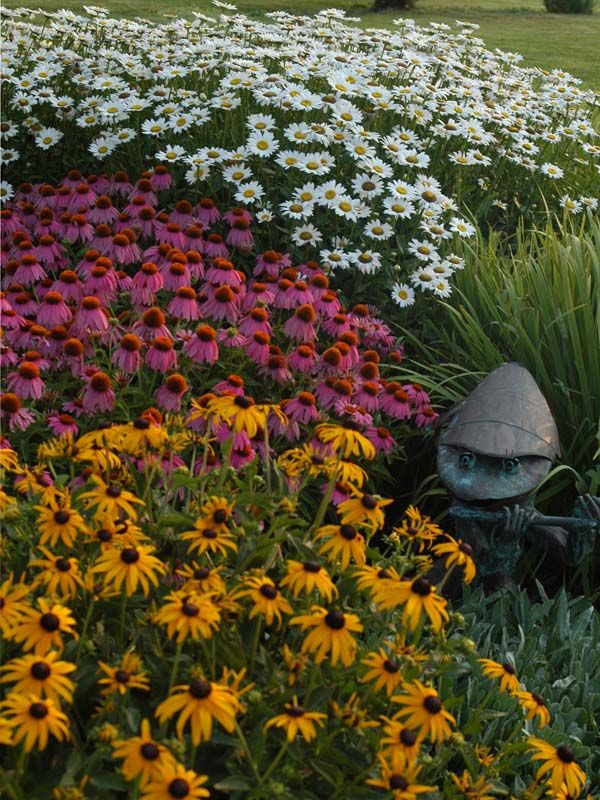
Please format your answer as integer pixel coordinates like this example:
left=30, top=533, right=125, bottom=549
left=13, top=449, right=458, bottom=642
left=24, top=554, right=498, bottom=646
left=3, top=0, right=600, bottom=86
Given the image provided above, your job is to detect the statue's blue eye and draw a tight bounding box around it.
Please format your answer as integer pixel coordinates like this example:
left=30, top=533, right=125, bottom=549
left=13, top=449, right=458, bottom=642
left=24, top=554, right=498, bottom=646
left=459, top=452, right=476, bottom=470
left=502, top=458, right=520, bottom=474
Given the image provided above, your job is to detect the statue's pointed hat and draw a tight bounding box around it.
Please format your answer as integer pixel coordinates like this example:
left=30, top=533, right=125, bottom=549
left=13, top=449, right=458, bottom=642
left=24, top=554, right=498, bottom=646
left=439, top=362, right=560, bottom=460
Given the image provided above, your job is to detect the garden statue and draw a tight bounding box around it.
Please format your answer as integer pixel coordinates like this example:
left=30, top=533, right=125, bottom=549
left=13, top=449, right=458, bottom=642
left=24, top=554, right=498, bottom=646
left=436, top=363, right=600, bottom=587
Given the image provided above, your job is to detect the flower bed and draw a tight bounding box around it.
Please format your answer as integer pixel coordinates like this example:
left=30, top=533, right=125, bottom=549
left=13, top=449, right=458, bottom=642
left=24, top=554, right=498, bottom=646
left=1, top=7, right=598, bottom=307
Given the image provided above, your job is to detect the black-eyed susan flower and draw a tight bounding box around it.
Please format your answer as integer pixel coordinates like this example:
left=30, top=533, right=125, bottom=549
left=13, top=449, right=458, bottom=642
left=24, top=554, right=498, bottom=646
left=277, top=443, right=334, bottom=480
left=92, top=544, right=166, bottom=596
left=479, top=658, right=521, bottom=694
left=314, top=423, right=376, bottom=460
left=353, top=563, right=401, bottom=602
left=0, top=692, right=70, bottom=751
left=392, top=505, right=442, bottom=550
left=331, top=691, right=379, bottom=730
left=338, top=492, right=392, bottom=534
left=141, top=761, right=210, bottom=800
left=527, top=739, right=587, bottom=797
left=234, top=575, right=293, bottom=626
left=280, top=559, right=338, bottom=602
left=155, top=678, right=241, bottom=745
left=88, top=516, right=148, bottom=549
left=450, top=770, right=496, bottom=800
left=290, top=606, right=363, bottom=667
left=392, top=681, right=455, bottom=744
left=10, top=598, right=77, bottom=655
left=98, top=652, right=150, bottom=696
left=176, top=563, right=226, bottom=595
left=181, top=521, right=238, bottom=557
left=334, top=458, right=368, bottom=488
left=0, top=573, right=30, bottom=635
left=366, top=750, right=436, bottom=799
left=361, top=648, right=404, bottom=696
left=209, top=394, right=269, bottom=437
left=282, top=644, right=308, bottom=686
left=515, top=690, right=551, bottom=728
left=34, top=492, right=88, bottom=548
left=314, top=524, right=366, bottom=570
left=264, top=699, right=327, bottom=742
left=30, top=547, right=85, bottom=599
left=198, top=496, right=235, bottom=531
left=154, top=591, right=221, bottom=642
left=116, top=416, right=169, bottom=455
left=0, top=652, right=75, bottom=703
left=376, top=576, right=449, bottom=633
left=432, top=535, right=476, bottom=584
left=112, top=718, right=174, bottom=787
left=80, top=474, right=144, bottom=520
left=379, top=718, right=421, bottom=761
left=0, top=716, right=13, bottom=746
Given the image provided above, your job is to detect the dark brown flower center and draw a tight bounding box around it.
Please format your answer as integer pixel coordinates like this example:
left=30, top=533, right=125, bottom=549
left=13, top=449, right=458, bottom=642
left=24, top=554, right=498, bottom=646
left=259, top=583, right=278, bottom=600
left=121, top=548, right=140, bottom=564
left=182, top=600, right=200, bottom=617
left=189, top=678, right=212, bottom=699
left=340, top=525, right=357, bottom=541
left=502, top=662, right=516, bottom=675
left=423, top=695, right=442, bottom=714
left=97, top=528, right=113, bottom=542
left=383, top=658, right=399, bottom=674
left=390, top=775, right=409, bottom=790
left=54, top=510, right=70, bottom=524
left=286, top=706, right=306, bottom=718
left=115, top=670, right=130, bottom=684
left=213, top=509, right=228, bottom=524
left=325, top=610, right=345, bottom=630
left=40, top=612, right=60, bottom=632
left=303, top=561, right=321, bottom=574
left=361, top=494, right=378, bottom=510
left=400, top=728, right=417, bottom=746
left=168, top=778, right=190, bottom=798
left=55, top=557, right=71, bottom=572
left=31, top=661, right=51, bottom=680
left=556, top=745, right=574, bottom=763
left=106, top=486, right=122, bottom=498
left=531, top=692, right=546, bottom=706
left=202, top=528, right=218, bottom=539
left=134, top=417, right=151, bottom=430
left=29, top=702, right=48, bottom=720
left=411, top=577, right=432, bottom=596
left=140, top=742, right=160, bottom=760
left=459, top=542, right=473, bottom=556
left=194, top=567, right=210, bottom=580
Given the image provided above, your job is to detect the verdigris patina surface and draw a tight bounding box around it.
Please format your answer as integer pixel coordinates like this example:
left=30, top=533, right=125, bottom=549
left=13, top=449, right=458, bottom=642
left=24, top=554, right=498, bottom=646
left=437, top=363, right=599, bottom=587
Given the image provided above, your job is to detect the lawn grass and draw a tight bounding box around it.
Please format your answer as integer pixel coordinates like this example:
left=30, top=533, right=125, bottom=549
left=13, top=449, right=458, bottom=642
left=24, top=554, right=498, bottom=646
left=3, top=0, right=599, bottom=86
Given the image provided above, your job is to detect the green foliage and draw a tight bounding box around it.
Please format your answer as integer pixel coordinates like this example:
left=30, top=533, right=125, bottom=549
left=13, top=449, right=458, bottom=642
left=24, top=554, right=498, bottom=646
left=458, top=585, right=600, bottom=793
left=372, top=0, right=416, bottom=11
left=543, top=0, right=597, bottom=13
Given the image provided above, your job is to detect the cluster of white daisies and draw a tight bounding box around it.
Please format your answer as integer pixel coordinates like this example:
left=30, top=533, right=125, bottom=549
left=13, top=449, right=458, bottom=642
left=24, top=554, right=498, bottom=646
left=1, top=3, right=598, bottom=306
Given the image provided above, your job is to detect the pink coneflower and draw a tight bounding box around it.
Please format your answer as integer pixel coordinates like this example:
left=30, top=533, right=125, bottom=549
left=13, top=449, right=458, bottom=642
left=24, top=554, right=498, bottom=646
left=156, top=372, right=189, bottom=412
left=88, top=194, right=119, bottom=225
left=6, top=361, right=45, bottom=399
left=36, top=290, right=72, bottom=328
left=380, top=385, right=411, bottom=420
left=260, top=353, right=292, bottom=384
left=314, top=290, right=341, bottom=318
left=353, top=380, right=380, bottom=412
left=169, top=200, right=197, bottom=228
left=0, top=291, right=13, bottom=313
left=131, top=262, right=163, bottom=305
left=223, top=207, right=252, bottom=225
left=231, top=442, right=257, bottom=470
left=117, top=271, right=133, bottom=293
left=0, top=392, right=35, bottom=431
left=46, top=324, right=69, bottom=357
left=0, top=343, right=18, bottom=368
left=322, top=313, right=351, bottom=338
left=273, top=279, right=295, bottom=310
left=47, top=412, right=79, bottom=438
left=404, top=383, right=430, bottom=406
left=133, top=307, right=171, bottom=341
left=82, top=371, right=115, bottom=413
left=283, top=304, right=317, bottom=342
left=89, top=224, right=113, bottom=255
left=35, top=233, right=65, bottom=265
left=203, top=233, right=229, bottom=260
left=330, top=378, right=354, bottom=414
left=341, top=404, right=373, bottom=428
left=185, top=249, right=204, bottom=281
left=195, top=197, right=221, bottom=227
left=52, top=269, right=84, bottom=303
left=288, top=280, right=314, bottom=307
left=213, top=374, right=244, bottom=396
left=76, top=249, right=102, bottom=278
left=11, top=291, right=37, bottom=317
left=55, top=186, right=72, bottom=211
left=309, top=272, right=330, bottom=300
left=130, top=177, right=157, bottom=206
left=238, top=307, right=271, bottom=336
left=110, top=231, right=141, bottom=265
left=36, top=184, right=58, bottom=210
left=319, top=346, right=343, bottom=375
left=61, top=169, right=84, bottom=189
left=183, top=324, right=219, bottom=364
left=146, top=336, right=177, bottom=371
left=414, top=405, right=439, bottom=428
left=254, top=249, right=291, bottom=278
left=13, top=253, right=46, bottom=286
left=87, top=174, right=111, bottom=195
left=109, top=170, right=133, bottom=197
left=330, top=481, right=353, bottom=506
left=151, top=164, right=173, bottom=192
left=63, top=213, right=95, bottom=244
left=34, top=210, right=61, bottom=237
left=285, top=391, right=319, bottom=424
left=84, top=263, right=118, bottom=303
left=288, top=343, right=317, bottom=374
left=200, top=285, right=239, bottom=323
left=242, top=281, right=275, bottom=311
left=132, top=204, right=157, bottom=238
left=358, top=361, right=380, bottom=382
left=167, top=286, right=200, bottom=321
left=157, top=221, right=187, bottom=250
left=246, top=330, right=270, bottom=364
left=315, top=377, right=338, bottom=410
left=62, top=338, right=86, bottom=375
left=215, top=328, right=243, bottom=350
left=365, top=425, right=395, bottom=455
left=162, top=260, right=191, bottom=292
left=69, top=182, right=97, bottom=211
left=71, top=296, right=109, bottom=337
left=112, top=333, right=143, bottom=372
left=1, top=208, right=24, bottom=237
left=226, top=217, right=254, bottom=250
left=205, top=258, right=243, bottom=288
left=338, top=331, right=360, bottom=367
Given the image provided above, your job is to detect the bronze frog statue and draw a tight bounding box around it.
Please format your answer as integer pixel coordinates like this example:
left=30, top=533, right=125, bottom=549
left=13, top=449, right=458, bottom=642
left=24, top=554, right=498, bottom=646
left=436, top=363, right=599, bottom=588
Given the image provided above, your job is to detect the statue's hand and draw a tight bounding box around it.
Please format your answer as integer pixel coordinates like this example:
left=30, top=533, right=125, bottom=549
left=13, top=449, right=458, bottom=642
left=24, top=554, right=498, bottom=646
left=570, top=495, right=600, bottom=562
left=501, top=505, right=538, bottom=539
left=573, top=494, right=600, bottom=525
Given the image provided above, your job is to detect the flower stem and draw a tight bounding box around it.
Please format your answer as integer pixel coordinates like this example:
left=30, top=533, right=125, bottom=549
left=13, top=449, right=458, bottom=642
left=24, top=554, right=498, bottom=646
left=168, top=640, right=184, bottom=695
left=259, top=741, right=288, bottom=787
left=118, top=586, right=128, bottom=651
left=233, top=720, right=261, bottom=784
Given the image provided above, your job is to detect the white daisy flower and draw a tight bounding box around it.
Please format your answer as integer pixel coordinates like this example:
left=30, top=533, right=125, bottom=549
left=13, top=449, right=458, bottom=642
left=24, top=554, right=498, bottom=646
left=35, top=127, right=63, bottom=150
left=292, top=224, right=323, bottom=247
left=391, top=282, right=415, bottom=307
